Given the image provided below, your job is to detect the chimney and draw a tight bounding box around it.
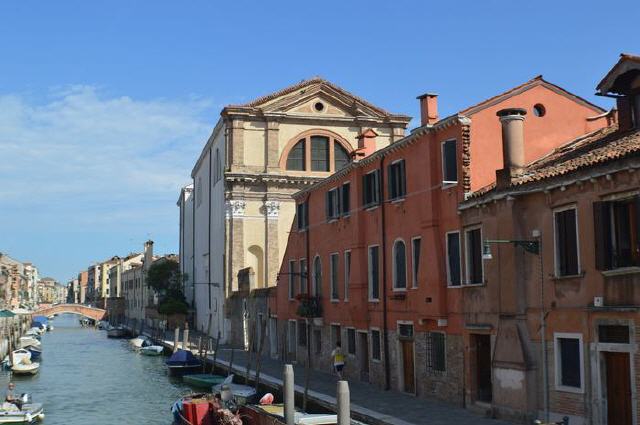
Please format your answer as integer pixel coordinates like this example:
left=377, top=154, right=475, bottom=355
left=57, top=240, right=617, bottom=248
left=417, top=93, right=438, bottom=126
left=143, top=240, right=154, bottom=270
left=495, top=108, right=527, bottom=189
left=353, top=129, right=378, bottom=160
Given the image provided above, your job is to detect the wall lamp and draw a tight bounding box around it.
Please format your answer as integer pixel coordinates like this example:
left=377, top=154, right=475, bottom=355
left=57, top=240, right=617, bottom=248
left=482, top=239, right=540, bottom=259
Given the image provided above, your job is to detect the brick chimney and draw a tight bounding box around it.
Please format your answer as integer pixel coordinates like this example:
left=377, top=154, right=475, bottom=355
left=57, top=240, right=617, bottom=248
left=353, top=129, right=378, bottom=160
left=417, top=93, right=438, bottom=126
left=143, top=240, right=154, bottom=271
left=495, top=108, right=527, bottom=189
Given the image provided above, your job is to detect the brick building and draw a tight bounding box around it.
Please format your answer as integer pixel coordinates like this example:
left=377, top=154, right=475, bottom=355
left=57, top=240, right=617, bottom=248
left=458, top=53, right=640, bottom=425
left=271, top=73, right=612, bottom=416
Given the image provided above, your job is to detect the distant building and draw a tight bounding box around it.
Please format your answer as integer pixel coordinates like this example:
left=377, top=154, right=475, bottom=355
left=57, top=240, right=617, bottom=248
left=78, top=270, right=88, bottom=304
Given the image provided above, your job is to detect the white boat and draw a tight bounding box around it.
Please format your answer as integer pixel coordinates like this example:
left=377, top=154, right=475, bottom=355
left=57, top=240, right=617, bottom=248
left=212, top=375, right=257, bottom=405
left=18, top=337, right=41, bottom=350
left=26, top=327, right=43, bottom=336
left=129, top=336, right=151, bottom=349
left=0, top=402, right=44, bottom=423
left=139, top=345, right=164, bottom=356
left=3, top=349, right=31, bottom=366
left=11, top=359, right=39, bottom=375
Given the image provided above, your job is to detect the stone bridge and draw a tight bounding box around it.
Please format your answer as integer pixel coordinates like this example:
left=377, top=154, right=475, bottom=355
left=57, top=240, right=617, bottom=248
left=33, top=304, right=106, bottom=321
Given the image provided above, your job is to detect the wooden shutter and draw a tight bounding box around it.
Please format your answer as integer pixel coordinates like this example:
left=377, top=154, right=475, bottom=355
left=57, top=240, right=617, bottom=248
left=593, top=201, right=612, bottom=270
left=400, top=160, right=406, bottom=197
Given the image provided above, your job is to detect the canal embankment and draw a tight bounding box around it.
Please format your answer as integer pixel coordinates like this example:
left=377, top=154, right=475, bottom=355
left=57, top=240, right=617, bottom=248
left=126, top=323, right=511, bottom=425
left=0, top=313, right=34, bottom=359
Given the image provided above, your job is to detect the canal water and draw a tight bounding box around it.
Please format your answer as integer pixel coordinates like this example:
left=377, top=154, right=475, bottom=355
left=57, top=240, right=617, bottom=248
left=1, top=313, right=190, bottom=424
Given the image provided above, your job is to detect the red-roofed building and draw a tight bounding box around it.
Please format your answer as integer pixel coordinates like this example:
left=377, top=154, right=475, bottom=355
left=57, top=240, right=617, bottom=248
left=271, top=69, right=613, bottom=419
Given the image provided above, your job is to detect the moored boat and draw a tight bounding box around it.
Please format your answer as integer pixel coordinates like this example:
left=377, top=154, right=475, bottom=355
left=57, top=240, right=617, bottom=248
left=129, top=335, right=151, bottom=349
left=25, top=346, right=42, bottom=361
left=212, top=377, right=258, bottom=406
left=106, top=326, right=127, bottom=338
left=18, top=337, right=41, bottom=350
left=171, top=393, right=241, bottom=425
left=3, top=349, right=31, bottom=366
left=182, top=373, right=226, bottom=389
left=0, top=401, right=44, bottom=423
left=241, top=404, right=339, bottom=425
left=165, top=350, right=202, bottom=376
left=11, top=359, right=39, bottom=375
left=139, top=345, right=164, bottom=356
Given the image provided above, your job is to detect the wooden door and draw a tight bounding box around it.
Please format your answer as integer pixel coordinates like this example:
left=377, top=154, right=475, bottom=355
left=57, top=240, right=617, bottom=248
left=401, top=340, right=415, bottom=393
left=475, top=334, right=492, bottom=402
left=606, top=352, right=632, bottom=425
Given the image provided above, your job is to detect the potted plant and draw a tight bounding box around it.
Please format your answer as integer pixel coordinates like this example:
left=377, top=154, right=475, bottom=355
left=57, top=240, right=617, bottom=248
left=295, top=293, right=322, bottom=323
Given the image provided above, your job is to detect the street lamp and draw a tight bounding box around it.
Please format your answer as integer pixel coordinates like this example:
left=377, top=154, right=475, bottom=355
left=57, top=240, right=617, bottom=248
left=483, top=232, right=549, bottom=423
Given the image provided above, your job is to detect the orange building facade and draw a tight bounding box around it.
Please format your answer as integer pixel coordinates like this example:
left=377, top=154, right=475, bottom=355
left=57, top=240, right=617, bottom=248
left=271, top=69, right=613, bottom=420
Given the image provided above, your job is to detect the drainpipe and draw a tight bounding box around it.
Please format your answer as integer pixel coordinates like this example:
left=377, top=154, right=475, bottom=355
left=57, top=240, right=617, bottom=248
left=192, top=176, right=196, bottom=325
left=380, top=156, right=391, bottom=391
left=209, top=146, right=213, bottom=322
left=539, top=235, right=549, bottom=422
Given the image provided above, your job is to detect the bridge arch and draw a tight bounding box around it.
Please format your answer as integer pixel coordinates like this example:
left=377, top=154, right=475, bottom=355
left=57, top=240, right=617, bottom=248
left=33, top=304, right=106, bottom=322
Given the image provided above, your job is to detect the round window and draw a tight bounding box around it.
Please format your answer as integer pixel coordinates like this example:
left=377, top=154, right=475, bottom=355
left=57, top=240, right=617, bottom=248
left=533, top=104, right=546, bottom=117
left=314, top=102, right=325, bottom=112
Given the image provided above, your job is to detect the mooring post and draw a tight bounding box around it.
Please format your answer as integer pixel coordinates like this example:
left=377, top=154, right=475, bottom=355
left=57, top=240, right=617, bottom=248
left=337, top=380, right=350, bottom=425
left=183, top=323, right=189, bottom=351
left=173, top=327, right=180, bottom=353
left=284, top=364, right=294, bottom=425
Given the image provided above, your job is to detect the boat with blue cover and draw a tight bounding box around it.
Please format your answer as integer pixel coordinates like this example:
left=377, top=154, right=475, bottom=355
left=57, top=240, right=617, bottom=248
left=166, top=350, right=202, bottom=376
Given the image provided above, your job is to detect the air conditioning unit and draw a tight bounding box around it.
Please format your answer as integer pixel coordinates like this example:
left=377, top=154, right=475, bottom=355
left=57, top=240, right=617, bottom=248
left=594, top=296, right=604, bottom=307
left=437, top=319, right=448, bottom=327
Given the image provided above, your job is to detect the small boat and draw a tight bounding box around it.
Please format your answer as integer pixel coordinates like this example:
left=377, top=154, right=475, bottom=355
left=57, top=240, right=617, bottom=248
left=18, top=337, right=41, bottom=350
left=241, top=404, right=339, bottom=425
left=11, top=359, right=39, bottom=375
left=182, top=373, right=226, bottom=389
left=96, top=321, right=108, bottom=330
left=171, top=393, right=241, bottom=425
left=46, top=325, right=53, bottom=332
left=107, top=326, right=127, bottom=338
left=5, top=349, right=31, bottom=364
left=129, top=336, right=152, bottom=349
left=25, top=346, right=42, bottom=361
left=0, top=399, right=44, bottom=423
left=26, top=327, right=43, bottom=337
left=212, top=376, right=258, bottom=406
left=166, top=350, right=202, bottom=376
left=139, top=345, right=164, bottom=356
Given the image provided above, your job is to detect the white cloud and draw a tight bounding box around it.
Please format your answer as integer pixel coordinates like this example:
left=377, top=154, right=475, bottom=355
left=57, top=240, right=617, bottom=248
left=0, top=85, right=212, bottom=219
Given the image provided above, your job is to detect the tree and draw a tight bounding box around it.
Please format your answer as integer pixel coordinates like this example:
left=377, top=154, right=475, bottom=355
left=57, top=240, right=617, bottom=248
left=145, top=259, right=188, bottom=315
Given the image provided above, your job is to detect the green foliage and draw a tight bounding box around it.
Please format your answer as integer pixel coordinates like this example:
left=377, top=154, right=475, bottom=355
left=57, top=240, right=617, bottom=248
left=146, top=260, right=182, bottom=298
left=158, top=298, right=188, bottom=315
left=295, top=294, right=322, bottom=318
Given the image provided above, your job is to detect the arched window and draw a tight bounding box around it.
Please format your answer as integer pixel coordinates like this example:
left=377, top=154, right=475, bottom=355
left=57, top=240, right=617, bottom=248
left=335, top=143, right=350, bottom=171
left=393, top=240, right=407, bottom=289
left=286, top=140, right=306, bottom=171
left=312, top=256, right=322, bottom=296
left=285, top=133, right=352, bottom=172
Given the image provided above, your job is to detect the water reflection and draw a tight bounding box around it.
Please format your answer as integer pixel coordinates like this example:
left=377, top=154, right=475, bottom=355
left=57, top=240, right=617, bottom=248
left=1, top=313, right=189, bottom=424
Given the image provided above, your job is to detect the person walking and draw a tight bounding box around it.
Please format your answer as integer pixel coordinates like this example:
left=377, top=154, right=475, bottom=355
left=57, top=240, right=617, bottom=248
left=331, top=342, right=345, bottom=379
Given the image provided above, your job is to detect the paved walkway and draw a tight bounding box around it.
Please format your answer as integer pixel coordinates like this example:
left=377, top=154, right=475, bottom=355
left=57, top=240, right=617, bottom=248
left=150, top=328, right=511, bottom=425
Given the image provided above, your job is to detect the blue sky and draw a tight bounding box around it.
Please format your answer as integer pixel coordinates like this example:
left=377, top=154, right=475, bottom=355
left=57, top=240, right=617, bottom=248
left=0, top=1, right=637, bottom=282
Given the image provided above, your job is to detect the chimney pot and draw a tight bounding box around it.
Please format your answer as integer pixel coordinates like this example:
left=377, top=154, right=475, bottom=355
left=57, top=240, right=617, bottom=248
left=417, top=93, right=438, bottom=126
left=496, top=108, right=527, bottom=188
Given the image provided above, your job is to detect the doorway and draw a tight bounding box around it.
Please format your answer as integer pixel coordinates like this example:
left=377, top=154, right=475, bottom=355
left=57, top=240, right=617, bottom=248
left=605, top=352, right=632, bottom=425
left=400, top=339, right=415, bottom=393
left=269, top=317, right=277, bottom=358
left=358, top=331, right=369, bottom=382
left=474, top=334, right=492, bottom=402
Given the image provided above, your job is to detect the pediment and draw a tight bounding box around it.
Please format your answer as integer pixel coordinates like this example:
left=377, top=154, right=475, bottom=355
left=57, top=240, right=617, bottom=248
left=230, top=78, right=403, bottom=121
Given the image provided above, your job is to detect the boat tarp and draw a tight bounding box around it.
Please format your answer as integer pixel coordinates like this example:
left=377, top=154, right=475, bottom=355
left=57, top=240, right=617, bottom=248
left=166, top=350, right=201, bottom=366
left=0, top=310, right=15, bottom=318
left=32, top=316, right=49, bottom=325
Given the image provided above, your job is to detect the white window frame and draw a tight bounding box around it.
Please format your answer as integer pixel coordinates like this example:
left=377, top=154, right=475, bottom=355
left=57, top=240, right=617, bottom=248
left=326, top=186, right=340, bottom=222
left=552, top=204, right=581, bottom=278
left=370, top=327, right=382, bottom=362
left=464, top=225, right=484, bottom=286
left=445, top=231, right=462, bottom=287
left=329, top=252, right=340, bottom=302
left=392, top=238, right=408, bottom=291
left=554, top=332, right=585, bottom=393
left=440, top=139, right=458, bottom=188
left=368, top=244, right=380, bottom=302
left=344, top=250, right=351, bottom=301
left=411, top=236, right=421, bottom=289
